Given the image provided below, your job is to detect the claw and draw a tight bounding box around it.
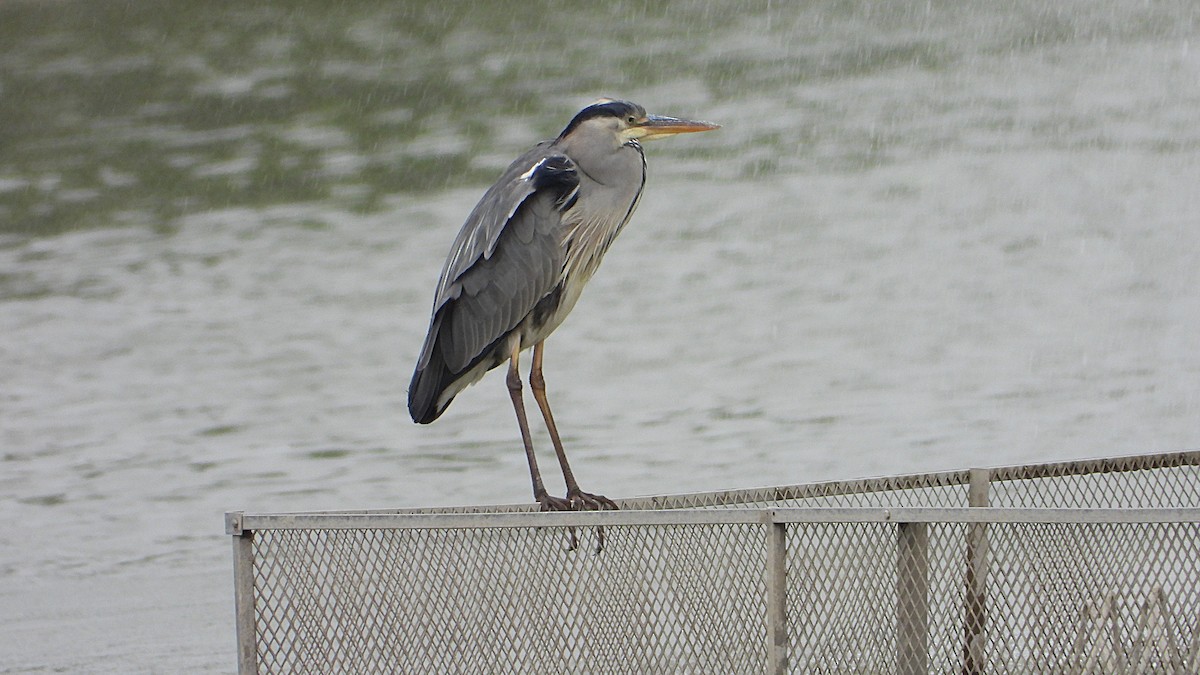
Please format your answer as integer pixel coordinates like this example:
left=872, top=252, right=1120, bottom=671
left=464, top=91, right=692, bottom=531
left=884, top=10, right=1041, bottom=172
left=565, top=488, right=619, bottom=554
left=537, top=489, right=619, bottom=553
left=536, top=492, right=579, bottom=550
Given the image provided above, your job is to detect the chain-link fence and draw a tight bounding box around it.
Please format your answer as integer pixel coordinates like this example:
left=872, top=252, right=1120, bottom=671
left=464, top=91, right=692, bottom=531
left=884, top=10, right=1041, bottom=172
left=227, top=451, right=1200, bottom=674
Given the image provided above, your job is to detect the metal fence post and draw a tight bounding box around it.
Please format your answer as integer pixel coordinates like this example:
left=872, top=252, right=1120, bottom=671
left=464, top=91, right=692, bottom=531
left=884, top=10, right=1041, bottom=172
left=227, top=512, right=259, bottom=675
left=765, top=511, right=788, bottom=675
left=962, top=468, right=991, bottom=674
left=897, top=521, right=929, bottom=675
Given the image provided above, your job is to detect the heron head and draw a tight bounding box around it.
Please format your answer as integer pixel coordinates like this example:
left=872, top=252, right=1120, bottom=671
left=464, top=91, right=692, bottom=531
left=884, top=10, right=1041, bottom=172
left=558, top=99, right=720, bottom=145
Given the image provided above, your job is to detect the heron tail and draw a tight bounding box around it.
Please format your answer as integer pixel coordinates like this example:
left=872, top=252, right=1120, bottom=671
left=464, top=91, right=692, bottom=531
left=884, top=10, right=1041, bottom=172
left=409, top=318, right=456, bottom=424
left=408, top=354, right=452, bottom=424
left=408, top=311, right=511, bottom=424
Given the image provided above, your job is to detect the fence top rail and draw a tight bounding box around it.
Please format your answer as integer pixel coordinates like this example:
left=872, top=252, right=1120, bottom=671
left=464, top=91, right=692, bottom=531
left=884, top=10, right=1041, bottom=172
left=261, top=449, right=1199, bottom=517
left=226, top=507, right=1200, bottom=534
left=615, top=449, right=1200, bottom=510
left=985, top=449, right=1200, bottom=481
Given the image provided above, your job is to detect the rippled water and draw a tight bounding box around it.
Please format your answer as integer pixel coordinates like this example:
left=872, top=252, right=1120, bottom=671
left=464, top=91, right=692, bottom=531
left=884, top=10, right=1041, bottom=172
left=3, top=1, right=1199, bottom=670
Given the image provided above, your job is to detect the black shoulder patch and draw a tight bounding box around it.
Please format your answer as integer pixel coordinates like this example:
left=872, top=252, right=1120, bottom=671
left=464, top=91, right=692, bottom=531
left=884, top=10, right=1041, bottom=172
left=530, top=155, right=579, bottom=210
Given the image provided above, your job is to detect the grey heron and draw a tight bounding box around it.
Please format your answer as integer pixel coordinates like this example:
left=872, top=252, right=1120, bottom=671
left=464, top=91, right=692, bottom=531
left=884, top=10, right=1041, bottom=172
left=409, top=99, right=719, bottom=514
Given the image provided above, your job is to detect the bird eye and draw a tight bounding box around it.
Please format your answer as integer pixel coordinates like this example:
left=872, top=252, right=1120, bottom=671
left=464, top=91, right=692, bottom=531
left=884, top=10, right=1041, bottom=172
left=626, top=116, right=636, bottom=124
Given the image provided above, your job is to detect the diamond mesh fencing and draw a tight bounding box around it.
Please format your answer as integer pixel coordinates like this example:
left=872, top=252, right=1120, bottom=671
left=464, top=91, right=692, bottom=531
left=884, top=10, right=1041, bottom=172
left=987, top=454, right=1200, bottom=509
left=228, top=451, right=1200, bottom=674
left=782, top=519, right=1200, bottom=674
left=244, top=521, right=768, bottom=674
left=980, top=521, right=1200, bottom=672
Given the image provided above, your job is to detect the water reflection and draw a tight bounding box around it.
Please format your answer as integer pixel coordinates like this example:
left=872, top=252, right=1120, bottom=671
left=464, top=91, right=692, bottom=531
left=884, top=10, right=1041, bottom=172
left=4, top=1, right=1194, bottom=236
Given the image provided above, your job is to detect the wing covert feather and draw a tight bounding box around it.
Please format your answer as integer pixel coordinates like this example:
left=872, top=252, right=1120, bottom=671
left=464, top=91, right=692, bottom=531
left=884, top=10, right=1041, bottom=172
left=414, top=148, right=579, bottom=376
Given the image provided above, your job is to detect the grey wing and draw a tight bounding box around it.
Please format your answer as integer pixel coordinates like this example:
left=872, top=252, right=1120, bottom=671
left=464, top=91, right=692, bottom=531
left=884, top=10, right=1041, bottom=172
left=408, top=147, right=579, bottom=423
left=431, top=143, right=552, bottom=313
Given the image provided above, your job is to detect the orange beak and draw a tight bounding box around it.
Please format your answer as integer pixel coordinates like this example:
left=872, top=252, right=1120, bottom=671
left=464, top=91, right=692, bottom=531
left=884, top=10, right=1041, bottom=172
left=631, top=114, right=721, bottom=141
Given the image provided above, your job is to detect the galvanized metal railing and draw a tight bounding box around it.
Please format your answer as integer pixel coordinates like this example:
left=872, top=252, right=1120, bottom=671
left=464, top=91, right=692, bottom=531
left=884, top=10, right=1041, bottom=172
left=227, top=450, right=1200, bottom=674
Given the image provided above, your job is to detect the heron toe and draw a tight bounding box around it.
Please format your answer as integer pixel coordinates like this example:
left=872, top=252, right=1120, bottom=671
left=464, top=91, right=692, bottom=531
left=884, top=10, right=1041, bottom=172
left=567, top=488, right=619, bottom=511
left=536, top=492, right=574, bottom=512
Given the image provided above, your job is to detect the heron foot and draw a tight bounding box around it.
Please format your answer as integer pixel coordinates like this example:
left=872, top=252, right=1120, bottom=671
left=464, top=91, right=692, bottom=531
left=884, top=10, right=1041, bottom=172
left=534, top=489, right=618, bottom=553
left=536, top=492, right=574, bottom=512
left=567, top=488, right=619, bottom=512
left=569, top=488, right=618, bottom=554
left=536, top=491, right=582, bottom=551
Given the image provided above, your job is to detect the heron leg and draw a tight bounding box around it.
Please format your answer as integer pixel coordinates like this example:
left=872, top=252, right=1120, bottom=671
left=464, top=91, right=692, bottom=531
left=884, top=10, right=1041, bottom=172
left=530, top=341, right=619, bottom=513
left=507, top=342, right=577, bottom=550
